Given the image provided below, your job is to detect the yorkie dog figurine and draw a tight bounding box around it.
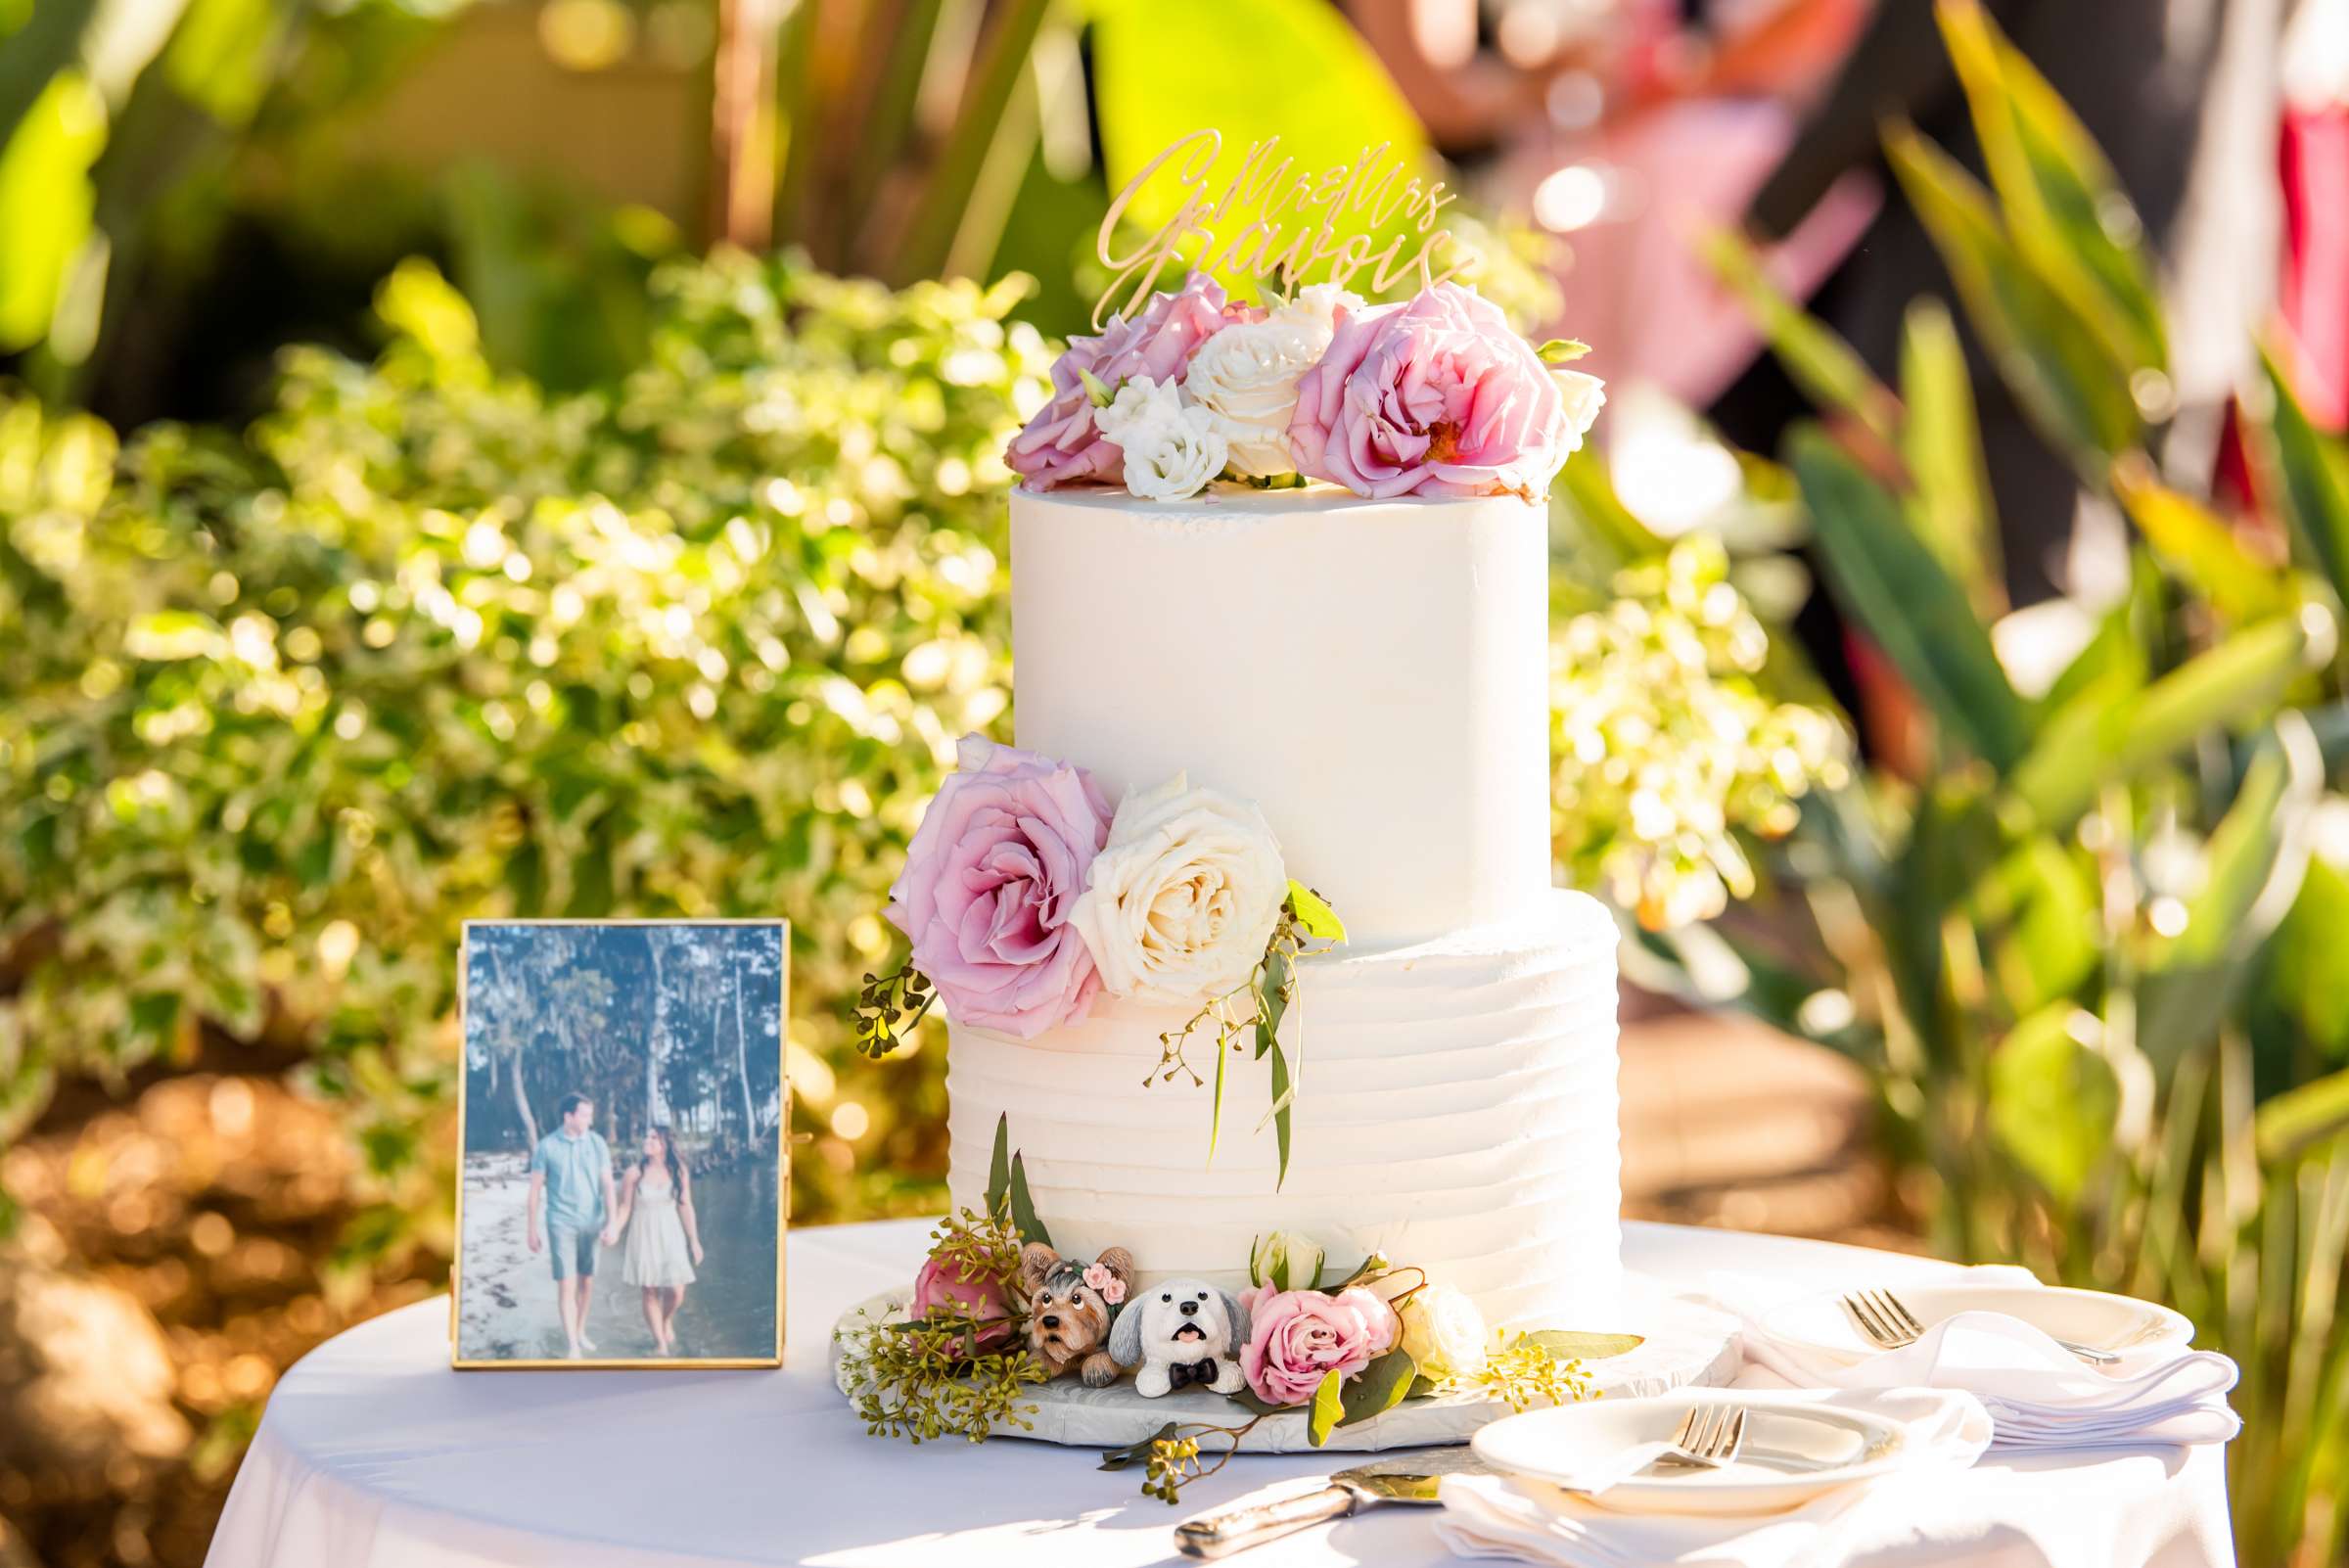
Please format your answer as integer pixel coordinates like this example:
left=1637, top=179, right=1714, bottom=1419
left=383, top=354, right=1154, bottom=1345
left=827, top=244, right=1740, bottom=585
left=1017, top=1242, right=1135, bottom=1387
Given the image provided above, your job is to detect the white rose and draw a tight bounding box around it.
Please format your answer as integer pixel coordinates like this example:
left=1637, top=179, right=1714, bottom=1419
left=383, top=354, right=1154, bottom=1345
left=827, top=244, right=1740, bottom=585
left=1070, top=772, right=1287, bottom=1003
left=1399, top=1283, right=1489, bottom=1382
left=1249, top=1230, right=1327, bottom=1292
left=1553, top=369, right=1607, bottom=452
left=1183, top=289, right=1361, bottom=478
left=1094, top=376, right=1226, bottom=501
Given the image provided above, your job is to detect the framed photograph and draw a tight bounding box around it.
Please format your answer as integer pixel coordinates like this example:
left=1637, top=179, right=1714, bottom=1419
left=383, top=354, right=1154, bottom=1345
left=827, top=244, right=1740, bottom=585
left=453, top=919, right=789, bottom=1368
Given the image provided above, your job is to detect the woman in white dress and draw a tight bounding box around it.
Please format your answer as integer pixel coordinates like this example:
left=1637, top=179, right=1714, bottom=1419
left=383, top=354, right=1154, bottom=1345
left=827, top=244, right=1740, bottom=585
left=609, top=1128, right=704, bottom=1355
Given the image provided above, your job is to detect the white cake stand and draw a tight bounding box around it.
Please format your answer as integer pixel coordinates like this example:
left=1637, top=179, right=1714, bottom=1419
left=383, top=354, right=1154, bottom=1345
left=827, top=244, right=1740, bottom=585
left=830, top=1271, right=1739, bottom=1454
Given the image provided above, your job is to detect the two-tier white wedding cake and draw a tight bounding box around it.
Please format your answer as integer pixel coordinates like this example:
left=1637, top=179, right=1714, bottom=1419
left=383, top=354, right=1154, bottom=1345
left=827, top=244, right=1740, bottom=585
left=942, top=484, right=1622, bottom=1328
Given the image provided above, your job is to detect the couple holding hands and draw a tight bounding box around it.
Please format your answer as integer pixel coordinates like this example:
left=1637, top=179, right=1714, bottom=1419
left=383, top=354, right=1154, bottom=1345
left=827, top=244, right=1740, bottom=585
left=526, top=1092, right=706, bottom=1360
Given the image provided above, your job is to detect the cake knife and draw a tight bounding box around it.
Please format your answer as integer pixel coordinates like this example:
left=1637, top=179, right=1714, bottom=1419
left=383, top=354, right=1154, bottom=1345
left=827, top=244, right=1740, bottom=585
left=1173, top=1448, right=1492, bottom=1558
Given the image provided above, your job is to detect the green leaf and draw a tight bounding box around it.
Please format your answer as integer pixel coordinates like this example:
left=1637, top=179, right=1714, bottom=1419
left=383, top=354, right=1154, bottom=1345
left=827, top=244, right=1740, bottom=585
left=1255, top=947, right=1290, bottom=1058
left=2111, top=456, right=2290, bottom=627
left=2259, top=347, right=2349, bottom=615
left=1899, top=297, right=2002, bottom=618
left=1938, top=0, right=2165, bottom=377
left=985, top=1113, right=1011, bottom=1219
left=2009, top=617, right=2310, bottom=834
left=1285, top=881, right=1346, bottom=942
left=2265, top=856, right=2349, bottom=1059
left=2254, top=1067, right=2349, bottom=1167
left=1267, top=1037, right=1294, bottom=1190
left=1307, top=1366, right=1345, bottom=1447
left=894, top=0, right=1052, bottom=282
left=1336, top=1348, right=1418, bottom=1427
left=1006, top=1150, right=1053, bottom=1251
left=0, top=72, right=105, bottom=354
left=1700, top=227, right=1900, bottom=447
left=2138, top=718, right=2323, bottom=1069
left=1099, top=1421, right=1180, bottom=1470
left=1209, top=1005, right=1229, bottom=1163
left=1988, top=1001, right=2118, bottom=1204
left=1537, top=338, right=1590, bottom=364
left=1520, top=1329, right=1645, bottom=1361
left=1789, top=425, right=2032, bottom=772
left=1884, top=122, right=2141, bottom=461
left=1974, top=836, right=2097, bottom=1014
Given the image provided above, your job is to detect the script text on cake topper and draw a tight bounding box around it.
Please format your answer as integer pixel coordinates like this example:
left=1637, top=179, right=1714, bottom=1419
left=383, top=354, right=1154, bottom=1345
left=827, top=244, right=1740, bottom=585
left=1092, top=129, right=1461, bottom=327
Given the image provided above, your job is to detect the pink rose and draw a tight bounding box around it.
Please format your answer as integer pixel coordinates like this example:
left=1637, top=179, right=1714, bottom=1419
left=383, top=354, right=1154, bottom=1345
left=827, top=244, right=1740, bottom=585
left=1082, top=1263, right=1127, bottom=1305
left=1289, top=282, right=1585, bottom=501
left=885, top=734, right=1113, bottom=1038
left=1008, top=274, right=1237, bottom=488
left=910, top=1252, right=1015, bottom=1355
left=1237, top=1286, right=1399, bottom=1407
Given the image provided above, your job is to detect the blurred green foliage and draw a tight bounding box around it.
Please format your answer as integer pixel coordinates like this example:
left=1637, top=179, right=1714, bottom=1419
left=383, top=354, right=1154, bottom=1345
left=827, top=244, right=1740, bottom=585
left=1633, top=4, right=2349, bottom=1560
left=0, top=247, right=1051, bottom=1241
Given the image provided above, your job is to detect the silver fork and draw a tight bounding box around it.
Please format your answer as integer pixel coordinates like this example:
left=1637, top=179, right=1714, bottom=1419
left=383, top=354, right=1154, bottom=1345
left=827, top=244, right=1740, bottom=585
left=1843, top=1287, right=2120, bottom=1366
left=1556, top=1401, right=1747, bottom=1496
left=1658, top=1402, right=1749, bottom=1469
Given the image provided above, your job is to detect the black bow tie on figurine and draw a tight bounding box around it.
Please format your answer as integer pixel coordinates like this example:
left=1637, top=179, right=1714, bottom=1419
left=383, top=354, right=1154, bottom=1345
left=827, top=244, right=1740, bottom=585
left=1168, top=1358, right=1223, bottom=1391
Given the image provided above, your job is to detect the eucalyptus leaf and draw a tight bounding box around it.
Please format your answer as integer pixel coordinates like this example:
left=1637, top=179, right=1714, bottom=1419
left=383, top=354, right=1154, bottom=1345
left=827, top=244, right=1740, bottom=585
left=986, top=1113, right=1012, bottom=1220
left=1520, top=1329, right=1644, bottom=1361
left=1007, top=1151, right=1053, bottom=1251
left=1336, top=1348, right=1418, bottom=1427
left=1538, top=338, right=1591, bottom=364
left=1099, top=1422, right=1180, bottom=1471
left=1286, top=882, right=1347, bottom=943
left=1308, top=1366, right=1345, bottom=1447
left=1268, top=1037, right=1294, bottom=1189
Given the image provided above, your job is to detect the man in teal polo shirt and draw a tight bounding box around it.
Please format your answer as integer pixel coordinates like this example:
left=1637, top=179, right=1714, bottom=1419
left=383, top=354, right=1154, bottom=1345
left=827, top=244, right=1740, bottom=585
left=526, top=1092, right=619, bottom=1360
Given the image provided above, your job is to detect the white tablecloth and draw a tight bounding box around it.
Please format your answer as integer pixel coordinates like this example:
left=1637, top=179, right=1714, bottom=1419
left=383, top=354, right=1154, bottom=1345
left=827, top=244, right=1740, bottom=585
left=205, top=1220, right=2234, bottom=1568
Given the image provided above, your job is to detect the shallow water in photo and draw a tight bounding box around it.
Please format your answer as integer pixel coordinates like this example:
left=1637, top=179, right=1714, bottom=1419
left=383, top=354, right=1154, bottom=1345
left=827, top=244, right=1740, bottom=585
left=458, top=1151, right=782, bottom=1362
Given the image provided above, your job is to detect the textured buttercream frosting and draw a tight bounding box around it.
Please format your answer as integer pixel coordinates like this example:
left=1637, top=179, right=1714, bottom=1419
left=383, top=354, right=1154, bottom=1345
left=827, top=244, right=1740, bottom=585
left=948, top=890, right=1622, bottom=1327
left=944, top=484, right=1623, bottom=1329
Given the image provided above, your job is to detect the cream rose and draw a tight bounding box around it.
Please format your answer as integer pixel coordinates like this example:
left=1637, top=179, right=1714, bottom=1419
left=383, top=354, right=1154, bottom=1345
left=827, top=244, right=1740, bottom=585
left=1183, top=286, right=1360, bottom=478
left=1070, top=772, right=1287, bottom=1003
left=1094, top=376, right=1226, bottom=500
left=1554, top=369, right=1608, bottom=453
left=1398, top=1283, right=1489, bottom=1382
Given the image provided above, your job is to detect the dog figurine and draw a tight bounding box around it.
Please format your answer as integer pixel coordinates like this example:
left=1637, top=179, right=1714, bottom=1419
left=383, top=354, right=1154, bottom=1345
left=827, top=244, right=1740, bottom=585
left=1017, top=1242, right=1135, bottom=1387
left=1106, top=1276, right=1250, bottom=1398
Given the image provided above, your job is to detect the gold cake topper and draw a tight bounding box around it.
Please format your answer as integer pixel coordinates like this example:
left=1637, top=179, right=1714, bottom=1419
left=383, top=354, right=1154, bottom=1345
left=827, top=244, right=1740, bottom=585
left=1094, top=128, right=1463, bottom=328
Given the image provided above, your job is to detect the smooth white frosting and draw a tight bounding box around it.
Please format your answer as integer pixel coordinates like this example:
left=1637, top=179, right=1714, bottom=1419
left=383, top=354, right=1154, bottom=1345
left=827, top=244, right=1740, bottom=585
left=1009, top=485, right=1553, bottom=947
left=947, top=484, right=1624, bottom=1330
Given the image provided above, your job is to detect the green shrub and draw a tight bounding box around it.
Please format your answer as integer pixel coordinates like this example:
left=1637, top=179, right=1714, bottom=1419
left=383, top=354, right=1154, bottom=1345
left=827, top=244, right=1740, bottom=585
left=0, top=249, right=1053, bottom=1243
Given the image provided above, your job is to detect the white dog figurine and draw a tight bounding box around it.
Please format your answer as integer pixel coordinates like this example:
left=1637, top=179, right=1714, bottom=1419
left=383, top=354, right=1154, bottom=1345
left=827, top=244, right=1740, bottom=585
left=1107, top=1277, right=1250, bottom=1398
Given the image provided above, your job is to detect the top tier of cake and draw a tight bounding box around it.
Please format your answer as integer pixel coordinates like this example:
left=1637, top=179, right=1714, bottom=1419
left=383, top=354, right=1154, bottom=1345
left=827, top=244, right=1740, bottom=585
left=1010, top=484, right=1551, bottom=947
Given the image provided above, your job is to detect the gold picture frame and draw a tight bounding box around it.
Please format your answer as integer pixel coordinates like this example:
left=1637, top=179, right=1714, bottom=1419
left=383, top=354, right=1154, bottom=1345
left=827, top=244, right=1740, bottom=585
left=451, top=918, right=790, bottom=1369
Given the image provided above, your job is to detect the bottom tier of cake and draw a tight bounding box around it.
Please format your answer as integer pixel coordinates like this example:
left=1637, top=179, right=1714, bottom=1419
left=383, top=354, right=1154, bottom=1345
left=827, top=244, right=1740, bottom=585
left=945, top=890, right=1623, bottom=1329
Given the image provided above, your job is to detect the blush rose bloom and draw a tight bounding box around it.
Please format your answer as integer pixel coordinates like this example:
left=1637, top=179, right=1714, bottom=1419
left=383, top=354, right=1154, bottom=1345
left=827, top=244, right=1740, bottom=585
left=1007, top=274, right=1235, bottom=488
left=910, top=1253, right=1015, bottom=1355
left=1289, top=282, right=1603, bottom=501
left=884, top=734, right=1112, bottom=1038
left=1068, top=772, right=1287, bottom=1005
left=1238, top=1286, right=1399, bottom=1407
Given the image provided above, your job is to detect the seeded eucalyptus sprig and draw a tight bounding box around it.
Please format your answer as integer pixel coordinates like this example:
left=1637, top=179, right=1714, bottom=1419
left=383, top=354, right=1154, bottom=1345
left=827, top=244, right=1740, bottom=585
left=1099, top=1412, right=1271, bottom=1505
left=837, top=1204, right=1041, bottom=1444
left=1448, top=1331, right=1601, bottom=1414
left=852, top=959, right=935, bottom=1059
left=1150, top=880, right=1347, bottom=1188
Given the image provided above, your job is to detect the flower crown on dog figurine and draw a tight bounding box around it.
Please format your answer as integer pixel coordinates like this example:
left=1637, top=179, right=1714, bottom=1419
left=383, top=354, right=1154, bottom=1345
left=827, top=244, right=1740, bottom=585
left=1018, top=1242, right=1135, bottom=1388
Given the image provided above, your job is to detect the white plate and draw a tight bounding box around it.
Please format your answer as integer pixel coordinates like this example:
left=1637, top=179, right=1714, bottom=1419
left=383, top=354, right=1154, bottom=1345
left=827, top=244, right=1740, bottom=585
left=1472, top=1391, right=1912, bottom=1516
left=1756, top=1282, right=2193, bottom=1365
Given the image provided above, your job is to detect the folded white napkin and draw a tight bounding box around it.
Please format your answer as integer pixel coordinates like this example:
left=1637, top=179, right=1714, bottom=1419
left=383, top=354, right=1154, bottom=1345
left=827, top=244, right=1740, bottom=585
left=1434, top=1389, right=1991, bottom=1568
left=1714, top=1269, right=2240, bottom=1451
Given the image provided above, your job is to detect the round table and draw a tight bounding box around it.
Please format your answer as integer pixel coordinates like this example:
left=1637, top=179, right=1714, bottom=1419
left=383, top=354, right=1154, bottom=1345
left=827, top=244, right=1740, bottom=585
left=206, top=1220, right=2235, bottom=1568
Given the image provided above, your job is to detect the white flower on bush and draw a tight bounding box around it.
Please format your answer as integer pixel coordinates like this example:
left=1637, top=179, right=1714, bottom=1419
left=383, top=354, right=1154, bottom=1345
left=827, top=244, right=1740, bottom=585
left=1249, top=1230, right=1327, bottom=1292
left=1070, top=772, right=1287, bottom=1003
left=1398, top=1282, right=1489, bottom=1382
left=1184, top=286, right=1360, bottom=478
left=1094, top=375, right=1227, bottom=500
left=1553, top=369, right=1607, bottom=453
